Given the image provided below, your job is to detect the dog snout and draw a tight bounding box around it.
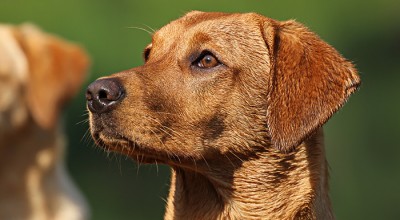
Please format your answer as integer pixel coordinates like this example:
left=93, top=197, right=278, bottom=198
left=86, top=78, right=125, bottom=114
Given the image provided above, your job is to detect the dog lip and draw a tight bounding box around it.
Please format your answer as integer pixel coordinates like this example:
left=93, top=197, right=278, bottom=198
left=90, top=119, right=172, bottom=164
left=92, top=130, right=164, bottom=162
left=93, top=130, right=130, bottom=147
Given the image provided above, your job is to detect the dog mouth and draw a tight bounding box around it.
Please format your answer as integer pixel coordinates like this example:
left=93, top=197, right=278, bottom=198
left=91, top=127, right=169, bottom=164
left=89, top=114, right=197, bottom=167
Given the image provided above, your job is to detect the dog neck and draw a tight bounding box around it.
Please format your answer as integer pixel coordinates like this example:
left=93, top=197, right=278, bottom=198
left=164, top=128, right=333, bottom=220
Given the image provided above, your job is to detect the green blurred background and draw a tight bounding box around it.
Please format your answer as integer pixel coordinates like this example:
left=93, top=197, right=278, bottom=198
left=1, top=0, right=399, bottom=219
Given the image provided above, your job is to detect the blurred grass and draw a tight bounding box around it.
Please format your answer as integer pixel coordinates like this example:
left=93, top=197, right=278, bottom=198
left=1, top=0, right=400, bottom=219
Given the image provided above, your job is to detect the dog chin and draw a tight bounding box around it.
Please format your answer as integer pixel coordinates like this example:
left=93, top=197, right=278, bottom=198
left=92, top=131, right=166, bottom=164
left=93, top=131, right=129, bottom=151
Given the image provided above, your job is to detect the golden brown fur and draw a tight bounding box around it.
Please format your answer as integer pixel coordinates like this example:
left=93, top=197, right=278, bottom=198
left=0, top=23, right=89, bottom=220
left=87, top=11, right=360, bottom=219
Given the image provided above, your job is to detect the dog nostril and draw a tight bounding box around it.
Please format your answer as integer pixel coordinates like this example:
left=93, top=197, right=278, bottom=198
left=98, top=89, right=108, bottom=100
left=98, top=88, right=123, bottom=103
left=86, top=78, right=125, bottom=113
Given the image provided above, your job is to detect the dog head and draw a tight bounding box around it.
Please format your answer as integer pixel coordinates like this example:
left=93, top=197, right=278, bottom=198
left=0, top=24, right=89, bottom=134
left=87, top=11, right=359, bottom=165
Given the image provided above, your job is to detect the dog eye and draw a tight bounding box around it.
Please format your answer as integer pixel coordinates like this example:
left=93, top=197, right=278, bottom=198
left=195, top=52, right=220, bottom=69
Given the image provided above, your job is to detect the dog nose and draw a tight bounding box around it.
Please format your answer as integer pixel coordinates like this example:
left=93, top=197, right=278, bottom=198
left=86, top=78, right=125, bottom=113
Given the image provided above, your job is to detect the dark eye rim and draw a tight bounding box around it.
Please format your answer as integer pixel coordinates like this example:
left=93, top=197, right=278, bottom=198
left=192, top=50, right=223, bottom=69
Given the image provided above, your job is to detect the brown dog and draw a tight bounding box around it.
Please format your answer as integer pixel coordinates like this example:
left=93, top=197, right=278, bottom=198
left=0, top=24, right=89, bottom=220
left=86, top=11, right=360, bottom=219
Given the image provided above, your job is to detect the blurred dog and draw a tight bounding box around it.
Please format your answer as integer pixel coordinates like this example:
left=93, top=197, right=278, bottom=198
left=87, top=11, right=360, bottom=219
left=0, top=24, right=89, bottom=220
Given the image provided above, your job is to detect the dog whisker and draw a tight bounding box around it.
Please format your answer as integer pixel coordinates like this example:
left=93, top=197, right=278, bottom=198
left=126, top=26, right=154, bottom=35
left=160, top=196, right=168, bottom=205
left=81, top=128, right=92, bottom=143
left=143, top=24, right=156, bottom=34
left=81, top=111, right=90, bottom=117
left=224, top=154, right=236, bottom=168
left=155, top=160, right=159, bottom=175
left=191, top=156, right=198, bottom=173
left=228, top=150, right=244, bottom=163
left=200, top=154, right=211, bottom=171
left=76, top=118, right=89, bottom=125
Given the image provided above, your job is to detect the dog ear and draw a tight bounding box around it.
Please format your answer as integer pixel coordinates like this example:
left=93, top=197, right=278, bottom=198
left=17, top=24, right=89, bottom=129
left=0, top=25, right=28, bottom=82
left=0, top=25, right=29, bottom=128
left=262, top=19, right=360, bottom=152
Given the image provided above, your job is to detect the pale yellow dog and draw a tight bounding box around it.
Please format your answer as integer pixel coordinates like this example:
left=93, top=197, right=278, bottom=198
left=0, top=23, right=89, bottom=220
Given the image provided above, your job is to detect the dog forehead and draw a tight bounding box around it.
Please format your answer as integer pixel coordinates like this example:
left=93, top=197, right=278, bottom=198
left=153, top=12, right=263, bottom=47
left=162, top=11, right=262, bottom=34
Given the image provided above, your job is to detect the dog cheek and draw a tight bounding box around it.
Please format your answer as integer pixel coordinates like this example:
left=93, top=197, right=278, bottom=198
left=154, top=119, right=174, bottom=144
left=141, top=91, right=183, bottom=142
left=145, top=94, right=168, bottom=113
left=143, top=84, right=182, bottom=115
left=200, top=113, right=226, bottom=144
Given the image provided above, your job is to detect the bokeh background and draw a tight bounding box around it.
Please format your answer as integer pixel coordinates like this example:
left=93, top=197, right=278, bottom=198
left=1, top=0, right=399, bottom=219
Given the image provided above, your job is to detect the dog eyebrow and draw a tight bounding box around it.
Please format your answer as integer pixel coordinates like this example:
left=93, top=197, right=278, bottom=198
left=192, top=32, right=212, bottom=43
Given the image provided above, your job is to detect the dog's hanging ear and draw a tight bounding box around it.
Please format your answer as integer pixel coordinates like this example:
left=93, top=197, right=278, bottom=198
left=0, top=25, right=29, bottom=128
left=261, top=19, right=360, bottom=152
left=17, top=24, right=89, bottom=129
left=0, top=25, right=28, bottom=83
